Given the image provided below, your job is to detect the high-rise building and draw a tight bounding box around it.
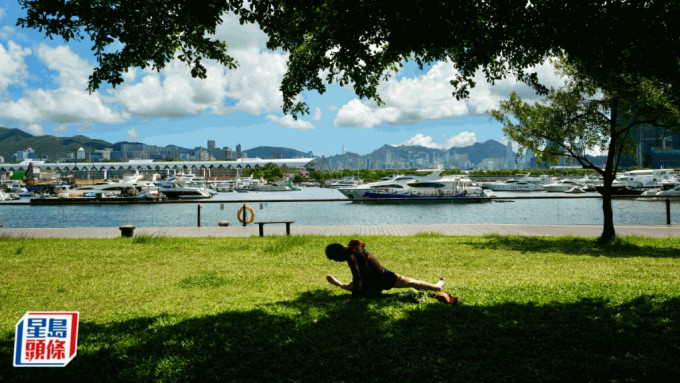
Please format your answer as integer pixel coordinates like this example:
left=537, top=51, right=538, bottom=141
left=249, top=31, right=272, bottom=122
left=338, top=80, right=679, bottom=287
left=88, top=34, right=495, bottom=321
left=12, top=148, right=35, bottom=162
left=207, top=140, right=216, bottom=150
left=506, top=141, right=515, bottom=169
left=224, top=147, right=234, bottom=160
left=236, top=144, right=242, bottom=159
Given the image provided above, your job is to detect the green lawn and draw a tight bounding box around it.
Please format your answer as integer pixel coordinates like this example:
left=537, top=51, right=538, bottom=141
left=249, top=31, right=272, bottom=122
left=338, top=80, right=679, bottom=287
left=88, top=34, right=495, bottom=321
left=2, top=234, right=679, bottom=382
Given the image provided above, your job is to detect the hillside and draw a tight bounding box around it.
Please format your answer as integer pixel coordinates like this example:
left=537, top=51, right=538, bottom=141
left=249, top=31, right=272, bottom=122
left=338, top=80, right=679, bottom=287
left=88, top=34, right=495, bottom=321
left=1, top=126, right=511, bottom=169
left=0, top=127, right=113, bottom=161
left=244, top=146, right=310, bottom=159
left=312, top=139, right=511, bottom=169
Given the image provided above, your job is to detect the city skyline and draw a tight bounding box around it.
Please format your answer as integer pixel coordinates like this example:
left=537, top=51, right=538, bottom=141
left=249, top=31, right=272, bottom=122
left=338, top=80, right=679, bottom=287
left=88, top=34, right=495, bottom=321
left=1, top=4, right=566, bottom=157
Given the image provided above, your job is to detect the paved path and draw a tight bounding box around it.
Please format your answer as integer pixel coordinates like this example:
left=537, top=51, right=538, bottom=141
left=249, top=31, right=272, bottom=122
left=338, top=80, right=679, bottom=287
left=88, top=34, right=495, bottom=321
left=1, top=224, right=679, bottom=238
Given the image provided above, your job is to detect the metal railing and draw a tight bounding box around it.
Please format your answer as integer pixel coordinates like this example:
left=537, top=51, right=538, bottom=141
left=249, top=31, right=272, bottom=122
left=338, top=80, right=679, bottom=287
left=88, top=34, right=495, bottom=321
left=1, top=195, right=679, bottom=228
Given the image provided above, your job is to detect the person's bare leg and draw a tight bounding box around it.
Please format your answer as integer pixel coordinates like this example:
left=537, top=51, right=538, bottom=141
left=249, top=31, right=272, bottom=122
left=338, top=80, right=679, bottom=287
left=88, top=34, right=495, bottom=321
left=327, top=274, right=353, bottom=291
left=394, top=275, right=444, bottom=291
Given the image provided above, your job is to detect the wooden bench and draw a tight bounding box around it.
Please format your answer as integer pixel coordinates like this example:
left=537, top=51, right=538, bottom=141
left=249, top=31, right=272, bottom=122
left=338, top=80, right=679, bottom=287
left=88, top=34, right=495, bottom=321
left=255, top=221, right=294, bottom=237
left=119, top=225, right=135, bottom=237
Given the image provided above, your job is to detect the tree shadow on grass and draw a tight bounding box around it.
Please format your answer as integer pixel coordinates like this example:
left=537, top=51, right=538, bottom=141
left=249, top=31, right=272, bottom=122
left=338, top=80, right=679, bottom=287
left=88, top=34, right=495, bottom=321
left=2, top=291, right=679, bottom=382
left=464, top=234, right=680, bottom=258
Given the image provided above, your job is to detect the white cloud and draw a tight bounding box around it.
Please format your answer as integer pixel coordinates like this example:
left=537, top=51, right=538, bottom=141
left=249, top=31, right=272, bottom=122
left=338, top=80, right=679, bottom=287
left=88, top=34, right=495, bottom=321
left=396, top=132, right=477, bottom=150
left=312, top=107, right=322, bottom=121
left=26, top=124, right=44, bottom=135
left=334, top=99, right=390, bottom=129
left=0, top=43, right=126, bottom=129
left=221, top=47, right=288, bottom=115
left=1, top=13, right=289, bottom=131
left=266, top=114, right=315, bottom=131
left=114, top=61, right=229, bottom=118
left=335, top=60, right=566, bottom=129
left=0, top=41, right=30, bottom=93
left=113, top=13, right=288, bottom=119
left=127, top=128, right=139, bottom=141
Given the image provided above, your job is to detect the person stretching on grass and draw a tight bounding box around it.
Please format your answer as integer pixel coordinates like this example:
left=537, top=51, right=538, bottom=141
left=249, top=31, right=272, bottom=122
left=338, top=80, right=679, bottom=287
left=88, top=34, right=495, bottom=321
left=325, top=239, right=445, bottom=298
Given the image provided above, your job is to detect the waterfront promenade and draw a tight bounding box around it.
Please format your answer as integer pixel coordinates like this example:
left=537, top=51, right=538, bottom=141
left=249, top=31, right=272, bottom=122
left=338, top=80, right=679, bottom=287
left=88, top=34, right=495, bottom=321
left=1, top=224, right=679, bottom=238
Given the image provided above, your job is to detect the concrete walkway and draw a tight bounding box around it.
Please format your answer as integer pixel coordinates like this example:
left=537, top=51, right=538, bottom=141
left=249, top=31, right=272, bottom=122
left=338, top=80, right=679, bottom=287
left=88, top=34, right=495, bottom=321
left=1, top=224, right=679, bottom=238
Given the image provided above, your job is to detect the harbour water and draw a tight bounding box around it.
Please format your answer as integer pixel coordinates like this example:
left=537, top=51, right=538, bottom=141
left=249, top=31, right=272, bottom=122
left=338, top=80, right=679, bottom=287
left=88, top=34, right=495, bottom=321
left=1, top=187, right=679, bottom=228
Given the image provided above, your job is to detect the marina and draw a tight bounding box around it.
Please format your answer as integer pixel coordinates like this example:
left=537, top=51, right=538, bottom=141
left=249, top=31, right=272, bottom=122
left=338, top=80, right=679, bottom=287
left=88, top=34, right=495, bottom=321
left=2, top=166, right=680, bottom=228
left=1, top=187, right=679, bottom=229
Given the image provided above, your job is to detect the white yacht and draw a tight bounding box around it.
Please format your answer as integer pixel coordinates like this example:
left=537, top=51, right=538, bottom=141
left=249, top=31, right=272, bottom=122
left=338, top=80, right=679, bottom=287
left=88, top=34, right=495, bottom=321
left=215, top=176, right=250, bottom=192
left=615, top=169, right=678, bottom=189
left=657, top=184, right=680, bottom=197
left=639, top=181, right=680, bottom=199
left=251, top=181, right=292, bottom=192
left=58, top=171, right=147, bottom=198
left=0, top=189, right=19, bottom=201
left=340, top=170, right=494, bottom=201
left=337, top=173, right=428, bottom=199
left=2, top=180, right=33, bottom=197
left=327, top=176, right=363, bottom=189
left=543, top=179, right=586, bottom=192
left=161, top=173, right=218, bottom=195
left=481, top=173, right=547, bottom=192
left=156, top=181, right=212, bottom=199
left=481, top=179, right=545, bottom=192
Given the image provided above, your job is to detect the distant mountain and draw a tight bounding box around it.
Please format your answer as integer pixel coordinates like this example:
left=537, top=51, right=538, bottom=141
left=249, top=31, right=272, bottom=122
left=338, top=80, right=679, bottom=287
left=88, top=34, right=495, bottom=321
left=244, top=146, right=311, bottom=159
left=0, top=127, right=33, bottom=141
left=452, top=140, right=508, bottom=164
left=0, top=127, right=114, bottom=161
left=312, top=139, right=511, bottom=170
left=0, top=126, right=509, bottom=169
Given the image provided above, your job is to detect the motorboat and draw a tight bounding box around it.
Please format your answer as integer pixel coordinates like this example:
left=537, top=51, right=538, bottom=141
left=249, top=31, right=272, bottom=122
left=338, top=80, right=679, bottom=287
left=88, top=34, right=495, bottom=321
left=0, top=189, right=19, bottom=201
left=657, top=184, right=680, bottom=197
left=337, top=169, right=465, bottom=199
left=480, top=173, right=547, bottom=192
left=215, top=179, right=237, bottom=192
left=157, top=184, right=212, bottom=199
left=57, top=171, right=154, bottom=198
left=639, top=181, right=680, bottom=199
left=481, top=179, right=545, bottom=192
left=215, top=175, right=258, bottom=192
left=156, top=180, right=212, bottom=199
left=543, top=179, right=586, bottom=192
left=133, top=174, right=161, bottom=194
left=615, top=169, right=678, bottom=189
left=61, top=181, right=139, bottom=198
left=251, top=182, right=292, bottom=192
left=346, top=170, right=495, bottom=202
left=327, top=176, right=363, bottom=189
left=337, top=173, right=418, bottom=199
left=161, top=173, right=218, bottom=195
left=361, top=185, right=495, bottom=202
left=2, top=180, right=33, bottom=197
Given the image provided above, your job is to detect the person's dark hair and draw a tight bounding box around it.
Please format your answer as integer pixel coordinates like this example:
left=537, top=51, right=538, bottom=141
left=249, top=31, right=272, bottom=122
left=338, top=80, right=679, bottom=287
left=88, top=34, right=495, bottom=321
left=326, top=243, right=347, bottom=262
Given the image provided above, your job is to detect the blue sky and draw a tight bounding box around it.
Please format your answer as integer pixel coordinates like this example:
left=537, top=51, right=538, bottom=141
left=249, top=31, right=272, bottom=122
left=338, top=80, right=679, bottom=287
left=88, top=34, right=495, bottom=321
left=0, top=4, right=564, bottom=157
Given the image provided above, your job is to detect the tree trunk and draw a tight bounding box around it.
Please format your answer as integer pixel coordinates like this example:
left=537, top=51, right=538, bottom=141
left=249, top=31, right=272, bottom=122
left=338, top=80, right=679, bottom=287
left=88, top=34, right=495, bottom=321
left=599, top=184, right=616, bottom=244
left=600, top=105, right=619, bottom=245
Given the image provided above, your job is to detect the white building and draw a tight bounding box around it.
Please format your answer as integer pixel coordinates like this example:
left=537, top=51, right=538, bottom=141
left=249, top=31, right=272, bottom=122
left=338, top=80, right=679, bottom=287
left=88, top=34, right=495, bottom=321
left=77, top=147, right=86, bottom=160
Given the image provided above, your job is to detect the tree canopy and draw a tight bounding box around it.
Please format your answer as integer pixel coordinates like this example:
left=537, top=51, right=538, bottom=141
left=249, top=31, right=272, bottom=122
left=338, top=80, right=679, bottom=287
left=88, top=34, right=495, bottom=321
left=17, top=1, right=680, bottom=115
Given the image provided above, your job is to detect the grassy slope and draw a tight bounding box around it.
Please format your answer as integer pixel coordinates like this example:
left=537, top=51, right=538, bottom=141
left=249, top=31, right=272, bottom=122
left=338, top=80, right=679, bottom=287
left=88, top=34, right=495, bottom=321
left=1, top=234, right=679, bottom=382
